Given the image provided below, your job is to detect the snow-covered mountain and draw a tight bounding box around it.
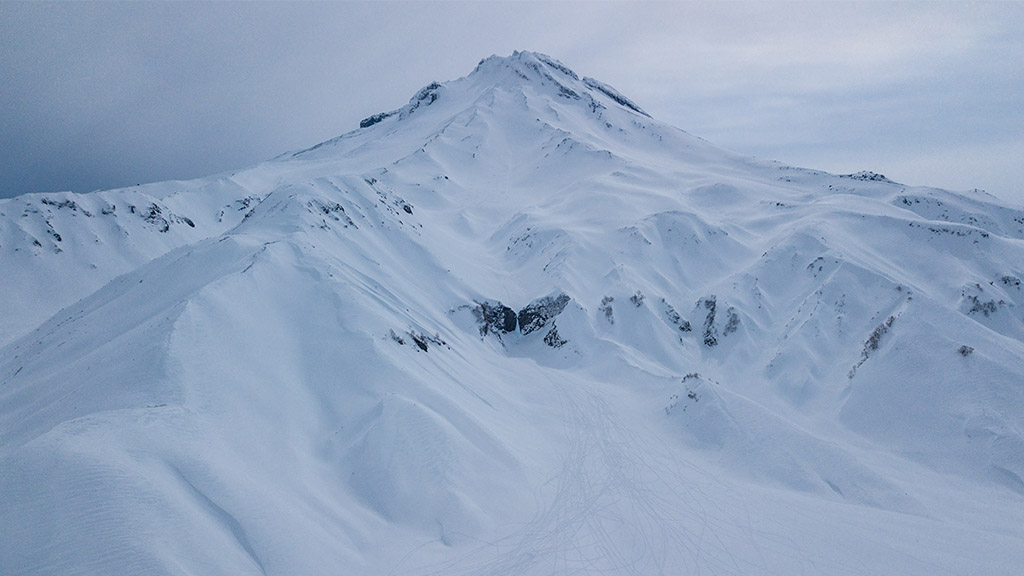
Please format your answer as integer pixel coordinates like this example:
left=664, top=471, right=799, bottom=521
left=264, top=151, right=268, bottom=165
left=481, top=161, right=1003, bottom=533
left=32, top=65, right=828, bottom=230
left=2, top=50, right=1023, bottom=575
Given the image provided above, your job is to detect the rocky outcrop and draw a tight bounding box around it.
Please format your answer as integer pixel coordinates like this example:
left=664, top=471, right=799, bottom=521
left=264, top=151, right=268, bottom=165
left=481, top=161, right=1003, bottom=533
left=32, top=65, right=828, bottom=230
left=518, top=293, right=571, bottom=335
left=848, top=314, right=898, bottom=379
left=472, top=300, right=518, bottom=336
left=543, top=325, right=568, bottom=348
left=467, top=292, right=573, bottom=349
left=359, top=112, right=393, bottom=128
left=582, top=77, right=650, bottom=117
left=698, top=295, right=739, bottom=348
left=701, top=296, right=719, bottom=347
left=140, top=202, right=195, bottom=232
left=660, top=298, right=691, bottom=332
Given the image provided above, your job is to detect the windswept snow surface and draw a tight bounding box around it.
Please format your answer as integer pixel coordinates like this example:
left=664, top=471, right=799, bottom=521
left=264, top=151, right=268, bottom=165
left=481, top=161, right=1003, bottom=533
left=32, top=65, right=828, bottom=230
left=2, top=51, right=1023, bottom=575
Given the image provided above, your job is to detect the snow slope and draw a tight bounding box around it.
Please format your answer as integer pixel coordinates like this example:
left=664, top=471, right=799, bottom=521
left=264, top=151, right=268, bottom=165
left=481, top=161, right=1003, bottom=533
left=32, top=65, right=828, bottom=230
left=2, top=50, right=1023, bottom=575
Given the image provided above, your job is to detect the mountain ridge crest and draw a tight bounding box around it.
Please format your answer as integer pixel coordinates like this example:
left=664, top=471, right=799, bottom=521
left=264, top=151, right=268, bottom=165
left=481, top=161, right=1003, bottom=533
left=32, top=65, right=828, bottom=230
left=354, top=50, right=650, bottom=133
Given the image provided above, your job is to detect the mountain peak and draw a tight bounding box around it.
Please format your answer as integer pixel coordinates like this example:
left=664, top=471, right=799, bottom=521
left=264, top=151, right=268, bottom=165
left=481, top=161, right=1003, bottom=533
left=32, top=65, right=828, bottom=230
left=355, top=51, right=649, bottom=131
left=472, top=50, right=581, bottom=82
left=468, top=50, right=650, bottom=117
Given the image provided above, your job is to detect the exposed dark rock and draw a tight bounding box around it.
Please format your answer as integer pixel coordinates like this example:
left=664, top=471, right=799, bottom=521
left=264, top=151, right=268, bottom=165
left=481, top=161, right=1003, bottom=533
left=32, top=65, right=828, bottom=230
left=543, top=325, right=567, bottom=348
left=41, top=198, right=90, bottom=216
left=600, top=296, right=614, bottom=324
left=557, top=85, right=581, bottom=100
left=958, top=345, right=974, bottom=357
left=536, top=54, right=579, bottom=80
left=46, top=223, right=61, bottom=243
left=807, top=256, right=826, bottom=274
left=866, top=315, right=896, bottom=352
left=841, top=171, right=892, bottom=182
left=393, top=328, right=448, bottom=352
left=701, top=295, right=718, bottom=347
left=473, top=301, right=518, bottom=336
left=582, top=77, right=650, bottom=117
left=518, top=293, right=571, bottom=335
left=308, top=199, right=356, bottom=229
left=630, top=291, right=645, bottom=307
left=695, top=296, right=737, bottom=347
left=410, top=332, right=430, bottom=352
left=908, top=221, right=989, bottom=240
left=661, top=299, right=691, bottom=332
left=236, top=196, right=260, bottom=211
left=141, top=203, right=193, bottom=232
left=849, top=314, right=898, bottom=378
left=413, top=82, right=442, bottom=104
left=965, top=295, right=1000, bottom=317
left=143, top=203, right=169, bottom=232
left=723, top=307, right=740, bottom=336
left=360, top=112, right=393, bottom=128
left=666, top=374, right=704, bottom=415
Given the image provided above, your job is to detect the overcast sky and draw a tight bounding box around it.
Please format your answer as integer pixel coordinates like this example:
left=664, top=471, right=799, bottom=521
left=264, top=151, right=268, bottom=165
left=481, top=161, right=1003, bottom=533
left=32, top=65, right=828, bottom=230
left=2, top=1, right=1022, bottom=205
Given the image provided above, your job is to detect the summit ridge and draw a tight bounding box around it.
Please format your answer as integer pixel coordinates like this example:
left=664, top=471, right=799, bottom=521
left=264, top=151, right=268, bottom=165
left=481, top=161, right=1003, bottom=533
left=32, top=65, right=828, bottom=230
left=355, top=51, right=649, bottom=134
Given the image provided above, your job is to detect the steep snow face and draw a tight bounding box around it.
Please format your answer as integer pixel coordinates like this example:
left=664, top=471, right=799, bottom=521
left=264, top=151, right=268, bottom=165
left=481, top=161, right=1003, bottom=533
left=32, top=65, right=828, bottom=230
left=0, top=170, right=279, bottom=347
left=3, top=52, right=1024, bottom=575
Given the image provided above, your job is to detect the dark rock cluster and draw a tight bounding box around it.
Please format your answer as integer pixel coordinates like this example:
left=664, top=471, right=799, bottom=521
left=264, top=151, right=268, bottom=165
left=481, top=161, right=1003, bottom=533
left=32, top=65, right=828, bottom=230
left=472, top=301, right=518, bottom=336
left=470, top=293, right=572, bottom=348
left=518, top=293, right=571, bottom=335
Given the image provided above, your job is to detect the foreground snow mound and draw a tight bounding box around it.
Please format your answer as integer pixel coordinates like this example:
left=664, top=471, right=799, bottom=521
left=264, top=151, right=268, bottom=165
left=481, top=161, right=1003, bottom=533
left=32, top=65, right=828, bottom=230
left=3, top=51, right=1024, bottom=575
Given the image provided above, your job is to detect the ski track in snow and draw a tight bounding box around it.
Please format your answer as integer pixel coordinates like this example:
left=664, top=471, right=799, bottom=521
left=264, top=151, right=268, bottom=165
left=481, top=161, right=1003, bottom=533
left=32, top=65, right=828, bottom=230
left=392, top=380, right=727, bottom=576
